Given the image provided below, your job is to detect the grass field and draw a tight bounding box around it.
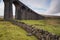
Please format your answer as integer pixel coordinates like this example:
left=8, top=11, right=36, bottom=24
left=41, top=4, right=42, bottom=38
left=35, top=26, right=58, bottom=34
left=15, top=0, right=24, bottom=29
left=0, top=20, right=37, bottom=40
left=18, top=19, right=60, bottom=36
left=0, top=18, right=60, bottom=40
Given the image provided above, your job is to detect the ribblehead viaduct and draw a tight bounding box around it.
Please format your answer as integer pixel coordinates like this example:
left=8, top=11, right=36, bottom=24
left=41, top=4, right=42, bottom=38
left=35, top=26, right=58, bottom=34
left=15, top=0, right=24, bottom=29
left=3, top=0, right=45, bottom=20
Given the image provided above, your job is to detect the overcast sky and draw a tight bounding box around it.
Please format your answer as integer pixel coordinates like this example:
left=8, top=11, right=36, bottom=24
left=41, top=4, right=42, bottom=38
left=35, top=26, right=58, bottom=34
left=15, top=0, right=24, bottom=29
left=0, top=0, right=60, bottom=16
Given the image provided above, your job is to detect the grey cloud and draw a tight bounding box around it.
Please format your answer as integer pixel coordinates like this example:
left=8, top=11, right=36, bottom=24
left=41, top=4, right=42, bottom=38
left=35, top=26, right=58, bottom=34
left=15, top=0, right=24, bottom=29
left=46, top=0, right=60, bottom=14
left=0, top=2, right=4, bottom=16
left=19, top=0, right=49, bottom=9
left=0, top=0, right=1, bottom=3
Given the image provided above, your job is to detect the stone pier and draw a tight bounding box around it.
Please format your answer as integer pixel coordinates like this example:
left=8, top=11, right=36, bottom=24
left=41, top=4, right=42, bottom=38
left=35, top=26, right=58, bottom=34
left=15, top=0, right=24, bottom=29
left=3, top=0, right=13, bottom=20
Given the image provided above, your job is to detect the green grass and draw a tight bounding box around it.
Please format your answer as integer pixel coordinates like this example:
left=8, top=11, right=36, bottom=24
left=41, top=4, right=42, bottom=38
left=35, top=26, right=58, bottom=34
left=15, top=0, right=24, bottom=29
left=0, top=21, right=37, bottom=40
left=18, top=19, right=60, bottom=36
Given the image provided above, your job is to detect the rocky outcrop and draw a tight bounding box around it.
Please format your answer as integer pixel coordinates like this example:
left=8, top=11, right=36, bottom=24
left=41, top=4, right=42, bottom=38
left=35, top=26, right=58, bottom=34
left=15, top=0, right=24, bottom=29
left=9, top=20, right=60, bottom=40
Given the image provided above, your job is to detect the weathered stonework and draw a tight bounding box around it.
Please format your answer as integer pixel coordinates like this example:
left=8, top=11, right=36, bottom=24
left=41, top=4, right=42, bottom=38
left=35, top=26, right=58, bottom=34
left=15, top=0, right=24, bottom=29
left=3, top=0, right=45, bottom=20
left=3, top=0, right=13, bottom=20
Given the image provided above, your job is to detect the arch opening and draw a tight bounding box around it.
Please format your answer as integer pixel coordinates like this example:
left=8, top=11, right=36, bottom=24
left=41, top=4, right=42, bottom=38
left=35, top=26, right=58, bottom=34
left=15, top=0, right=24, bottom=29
left=13, top=1, right=22, bottom=20
left=12, top=4, right=15, bottom=19
left=0, top=0, right=4, bottom=18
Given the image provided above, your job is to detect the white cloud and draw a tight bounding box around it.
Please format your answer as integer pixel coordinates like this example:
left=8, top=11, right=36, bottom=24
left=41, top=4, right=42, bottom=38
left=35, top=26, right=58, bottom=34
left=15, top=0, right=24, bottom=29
left=19, top=0, right=50, bottom=15
left=0, top=0, right=60, bottom=16
left=0, top=0, right=50, bottom=16
left=0, top=2, right=4, bottom=16
left=19, top=0, right=49, bottom=9
left=13, top=4, right=15, bottom=15
left=44, top=0, right=60, bottom=16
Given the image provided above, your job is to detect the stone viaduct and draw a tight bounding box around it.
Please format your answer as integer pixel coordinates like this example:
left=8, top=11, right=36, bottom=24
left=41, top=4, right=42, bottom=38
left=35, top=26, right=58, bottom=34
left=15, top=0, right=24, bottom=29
left=3, top=0, right=45, bottom=20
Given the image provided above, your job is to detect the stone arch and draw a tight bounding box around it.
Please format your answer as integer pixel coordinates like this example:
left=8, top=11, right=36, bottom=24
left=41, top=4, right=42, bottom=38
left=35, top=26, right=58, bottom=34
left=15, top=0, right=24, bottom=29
left=3, top=0, right=23, bottom=20
left=3, top=0, right=45, bottom=20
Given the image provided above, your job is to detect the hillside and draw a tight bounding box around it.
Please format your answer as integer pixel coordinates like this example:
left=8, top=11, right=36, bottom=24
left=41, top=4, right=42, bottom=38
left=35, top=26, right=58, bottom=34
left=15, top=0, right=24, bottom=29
left=0, top=20, right=37, bottom=40
left=0, top=18, right=60, bottom=40
left=18, top=19, right=60, bottom=36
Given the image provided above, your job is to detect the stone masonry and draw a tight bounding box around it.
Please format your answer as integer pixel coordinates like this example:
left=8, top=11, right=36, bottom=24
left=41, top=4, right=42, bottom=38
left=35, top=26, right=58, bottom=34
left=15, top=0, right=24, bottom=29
left=3, top=0, right=45, bottom=20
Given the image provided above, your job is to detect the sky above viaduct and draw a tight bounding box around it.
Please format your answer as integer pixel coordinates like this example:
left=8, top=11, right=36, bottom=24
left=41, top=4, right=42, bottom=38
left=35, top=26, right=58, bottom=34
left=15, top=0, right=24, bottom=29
left=0, top=0, right=60, bottom=16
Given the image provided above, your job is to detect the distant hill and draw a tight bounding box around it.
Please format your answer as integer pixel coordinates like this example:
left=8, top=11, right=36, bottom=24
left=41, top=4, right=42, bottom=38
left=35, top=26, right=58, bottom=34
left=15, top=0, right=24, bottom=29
left=0, top=16, right=3, bottom=18
left=37, top=14, right=60, bottom=19
left=0, top=15, right=60, bottom=19
left=0, top=16, right=15, bottom=18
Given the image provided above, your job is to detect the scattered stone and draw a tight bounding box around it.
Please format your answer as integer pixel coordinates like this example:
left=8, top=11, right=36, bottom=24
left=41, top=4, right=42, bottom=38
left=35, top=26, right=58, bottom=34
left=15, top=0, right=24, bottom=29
left=27, top=33, right=32, bottom=36
left=9, top=20, right=60, bottom=40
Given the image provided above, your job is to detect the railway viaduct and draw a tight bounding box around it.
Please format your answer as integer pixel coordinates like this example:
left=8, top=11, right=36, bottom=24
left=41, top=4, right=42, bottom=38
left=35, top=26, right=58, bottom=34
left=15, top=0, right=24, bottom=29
left=3, top=0, right=45, bottom=20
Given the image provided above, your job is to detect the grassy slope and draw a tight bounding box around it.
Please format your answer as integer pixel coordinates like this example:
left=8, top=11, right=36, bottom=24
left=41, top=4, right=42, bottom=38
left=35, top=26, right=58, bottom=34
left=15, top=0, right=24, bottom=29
left=19, top=19, right=60, bottom=35
left=0, top=21, right=37, bottom=40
